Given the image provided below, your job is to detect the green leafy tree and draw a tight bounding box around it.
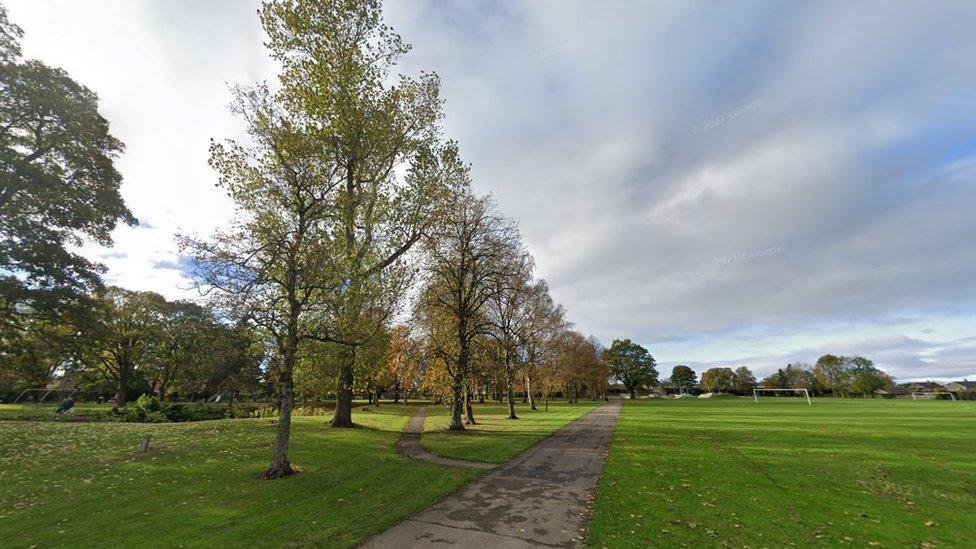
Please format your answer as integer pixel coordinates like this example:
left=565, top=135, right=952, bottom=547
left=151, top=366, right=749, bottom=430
left=0, top=312, right=85, bottom=398
left=181, top=83, right=341, bottom=478
left=700, top=367, right=737, bottom=393
left=669, top=364, right=697, bottom=392
left=813, top=354, right=851, bottom=396
left=83, top=287, right=167, bottom=406
left=262, top=0, right=455, bottom=428
left=846, top=356, right=893, bottom=397
left=0, top=5, right=134, bottom=321
left=761, top=363, right=815, bottom=391
left=733, top=366, right=756, bottom=394
left=603, top=339, right=657, bottom=399
left=146, top=301, right=231, bottom=401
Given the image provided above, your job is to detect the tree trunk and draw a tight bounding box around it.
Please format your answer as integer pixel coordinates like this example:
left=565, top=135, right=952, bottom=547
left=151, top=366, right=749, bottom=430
left=331, top=347, right=355, bottom=428
left=262, top=340, right=297, bottom=479
left=375, top=388, right=381, bottom=406
left=478, top=385, right=485, bottom=403
left=526, top=373, right=537, bottom=411
left=393, top=381, right=400, bottom=404
left=507, top=387, right=518, bottom=419
left=115, top=367, right=130, bottom=407
left=630, top=388, right=637, bottom=400
left=465, top=386, right=477, bottom=425
left=450, top=384, right=465, bottom=430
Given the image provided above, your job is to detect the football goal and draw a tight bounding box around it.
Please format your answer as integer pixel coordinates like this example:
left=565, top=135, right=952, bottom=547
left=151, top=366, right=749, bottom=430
left=753, top=388, right=811, bottom=405
left=911, top=391, right=956, bottom=401
left=12, top=388, right=76, bottom=404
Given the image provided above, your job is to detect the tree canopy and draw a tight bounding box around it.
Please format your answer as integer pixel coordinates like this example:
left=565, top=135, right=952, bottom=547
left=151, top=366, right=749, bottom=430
left=0, top=5, right=134, bottom=320
left=603, top=339, right=657, bottom=399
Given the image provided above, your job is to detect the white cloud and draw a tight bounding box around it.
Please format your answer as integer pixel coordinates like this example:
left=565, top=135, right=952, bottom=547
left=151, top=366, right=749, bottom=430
left=9, top=0, right=976, bottom=380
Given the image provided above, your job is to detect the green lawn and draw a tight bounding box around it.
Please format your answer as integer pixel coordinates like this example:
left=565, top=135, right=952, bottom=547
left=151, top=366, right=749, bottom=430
left=422, top=400, right=600, bottom=463
left=0, top=402, right=115, bottom=421
left=587, top=398, right=976, bottom=548
left=0, top=404, right=481, bottom=548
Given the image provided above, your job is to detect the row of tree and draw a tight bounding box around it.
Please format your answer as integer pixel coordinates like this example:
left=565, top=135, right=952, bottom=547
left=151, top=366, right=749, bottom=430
left=1, top=286, right=264, bottom=404
left=763, top=355, right=894, bottom=396
left=0, top=0, right=616, bottom=478
left=174, top=0, right=614, bottom=477
left=659, top=355, right=892, bottom=396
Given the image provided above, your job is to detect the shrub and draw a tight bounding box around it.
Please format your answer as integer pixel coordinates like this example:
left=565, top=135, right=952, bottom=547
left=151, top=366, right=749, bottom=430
left=116, top=394, right=165, bottom=422
left=161, top=403, right=227, bottom=422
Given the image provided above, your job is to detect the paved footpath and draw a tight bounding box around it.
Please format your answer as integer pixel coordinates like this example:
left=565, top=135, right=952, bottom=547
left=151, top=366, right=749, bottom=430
left=363, top=400, right=622, bottom=548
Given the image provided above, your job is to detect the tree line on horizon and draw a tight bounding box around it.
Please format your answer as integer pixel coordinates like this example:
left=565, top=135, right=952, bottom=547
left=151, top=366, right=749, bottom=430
left=625, top=354, right=895, bottom=397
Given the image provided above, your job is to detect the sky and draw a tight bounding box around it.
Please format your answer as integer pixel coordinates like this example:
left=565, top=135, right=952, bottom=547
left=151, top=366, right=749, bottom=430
left=8, top=0, right=976, bottom=382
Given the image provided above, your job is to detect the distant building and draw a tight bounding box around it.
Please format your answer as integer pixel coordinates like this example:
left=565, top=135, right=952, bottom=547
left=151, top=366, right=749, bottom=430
left=944, top=380, right=976, bottom=395
left=895, top=381, right=945, bottom=393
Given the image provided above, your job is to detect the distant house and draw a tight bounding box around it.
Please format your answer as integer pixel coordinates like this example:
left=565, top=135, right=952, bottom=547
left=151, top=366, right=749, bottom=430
left=896, top=381, right=945, bottom=392
left=945, top=380, right=976, bottom=395
left=654, top=380, right=699, bottom=396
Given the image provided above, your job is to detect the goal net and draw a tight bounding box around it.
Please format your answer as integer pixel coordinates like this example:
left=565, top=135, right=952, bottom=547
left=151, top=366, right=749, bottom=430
left=11, top=388, right=76, bottom=404
left=753, top=388, right=811, bottom=405
left=911, top=392, right=956, bottom=401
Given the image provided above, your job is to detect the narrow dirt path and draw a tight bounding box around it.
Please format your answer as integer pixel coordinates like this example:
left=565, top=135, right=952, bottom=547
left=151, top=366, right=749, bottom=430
left=396, top=406, right=496, bottom=470
left=365, top=400, right=622, bottom=548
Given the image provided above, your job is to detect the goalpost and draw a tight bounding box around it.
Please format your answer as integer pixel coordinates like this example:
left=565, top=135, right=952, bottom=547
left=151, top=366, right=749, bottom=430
left=753, top=388, right=811, bottom=405
left=911, top=391, right=956, bottom=401
left=11, top=388, right=76, bottom=404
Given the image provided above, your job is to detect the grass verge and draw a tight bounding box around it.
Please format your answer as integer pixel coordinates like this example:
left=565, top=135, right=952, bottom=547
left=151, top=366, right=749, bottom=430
left=422, top=400, right=601, bottom=463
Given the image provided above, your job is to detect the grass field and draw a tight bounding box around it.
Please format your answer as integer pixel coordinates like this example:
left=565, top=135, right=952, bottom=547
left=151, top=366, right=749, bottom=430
left=587, top=397, right=976, bottom=548
left=421, top=400, right=600, bottom=463
left=0, top=404, right=481, bottom=547
left=0, top=400, right=592, bottom=547
left=0, top=402, right=115, bottom=421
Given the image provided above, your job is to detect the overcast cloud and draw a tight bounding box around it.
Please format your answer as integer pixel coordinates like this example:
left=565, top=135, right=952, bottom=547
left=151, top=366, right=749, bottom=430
left=8, top=0, right=976, bottom=381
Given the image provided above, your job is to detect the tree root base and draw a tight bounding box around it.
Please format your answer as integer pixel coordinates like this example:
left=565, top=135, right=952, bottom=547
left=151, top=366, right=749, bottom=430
left=259, top=463, right=297, bottom=480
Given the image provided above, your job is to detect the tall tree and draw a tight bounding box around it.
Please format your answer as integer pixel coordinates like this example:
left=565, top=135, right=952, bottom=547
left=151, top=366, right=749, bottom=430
left=520, top=281, right=566, bottom=410
left=733, top=366, right=756, bottom=395
left=84, top=287, right=167, bottom=406
left=847, top=356, right=893, bottom=397
left=669, top=365, right=697, bottom=393
left=555, top=330, right=604, bottom=403
left=485, top=247, right=534, bottom=419
left=604, top=339, right=657, bottom=399
left=182, top=83, right=341, bottom=479
left=147, top=300, right=216, bottom=401
left=700, top=367, right=736, bottom=393
left=0, top=5, right=134, bottom=322
left=415, top=191, right=516, bottom=430
left=761, top=363, right=815, bottom=391
left=377, top=324, right=421, bottom=403
left=261, top=0, right=454, bottom=428
left=813, top=354, right=852, bottom=397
